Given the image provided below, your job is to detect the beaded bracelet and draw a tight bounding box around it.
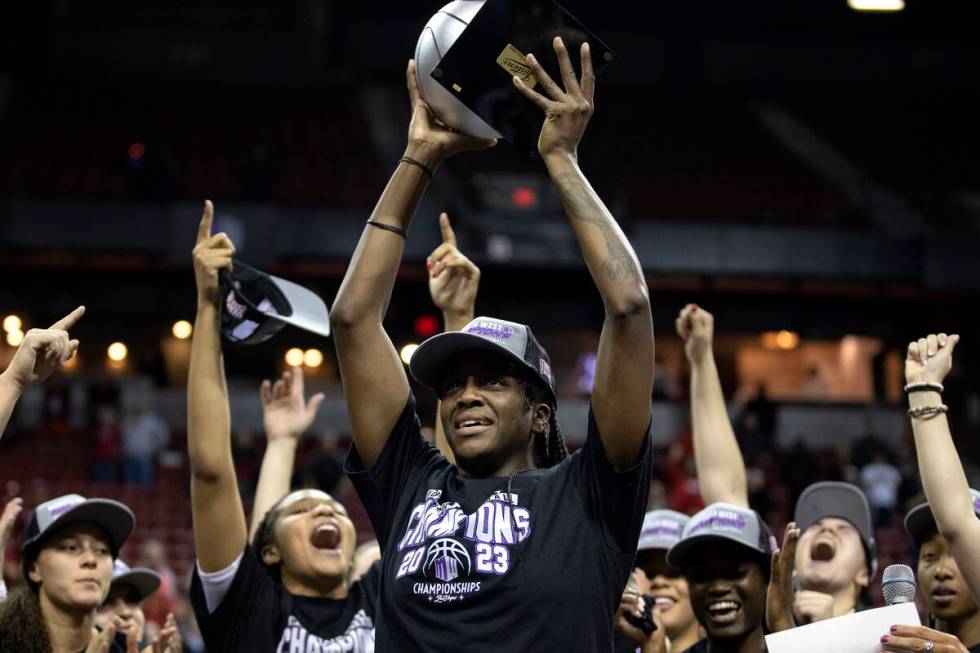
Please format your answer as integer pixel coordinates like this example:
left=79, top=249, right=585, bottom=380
left=903, top=381, right=944, bottom=394
left=907, top=405, right=948, bottom=420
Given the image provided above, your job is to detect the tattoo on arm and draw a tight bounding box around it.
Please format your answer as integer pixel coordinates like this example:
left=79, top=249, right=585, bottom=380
left=555, top=172, right=640, bottom=282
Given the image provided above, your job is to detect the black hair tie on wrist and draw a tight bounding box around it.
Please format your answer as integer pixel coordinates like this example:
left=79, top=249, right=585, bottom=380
left=366, top=220, right=408, bottom=239
left=399, top=155, right=435, bottom=179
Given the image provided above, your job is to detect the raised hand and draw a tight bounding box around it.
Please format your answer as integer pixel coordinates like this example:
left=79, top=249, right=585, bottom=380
left=793, top=589, right=835, bottom=625
left=513, top=36, right=595, bottom=161
left=0, top=497, right=23, bottom=553
left=405, top=60, right=496, bottom=166
left=906, top=333, right=959, bottom=385
left=86, top=617, right=120, bottom=653
left=427, top=212, right=480, bottom=331
left=0, top=306, right=85, bottom=393
left=881, top=625, right=969, bottom=653
left=615, top=569, right=668, bottom=653
left=675, top=304, right=714, bottom=365
left=766, top=521, right=801, bottom=633
left=192, top=200, right=235, bottom=306
left=261, top=367, right=325, bottom=443
left=142, top=613, right=181, bottom=653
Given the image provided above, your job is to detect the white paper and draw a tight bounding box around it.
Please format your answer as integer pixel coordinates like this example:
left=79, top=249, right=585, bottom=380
left=765, top=602, right=921, bottom=653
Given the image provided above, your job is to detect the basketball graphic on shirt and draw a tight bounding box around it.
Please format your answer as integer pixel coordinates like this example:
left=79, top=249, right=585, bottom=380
left=424, top=538, right=471, bottom=582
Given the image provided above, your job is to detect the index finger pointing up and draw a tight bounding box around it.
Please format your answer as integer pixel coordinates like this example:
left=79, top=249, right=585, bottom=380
left=439, top=212, right=457, bottom=247
left=49, top=305, right=85, bottom=331
left=197, top=199, right=214, bottom=244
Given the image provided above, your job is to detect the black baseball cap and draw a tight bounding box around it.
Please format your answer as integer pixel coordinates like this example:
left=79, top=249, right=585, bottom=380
left=107, top=560, right=161, bottom=603
left=795, top=481, right=878, bottom=579
left=409, top=316, right=556, bottom=404
left=904, top=488, right=980, bottom=545
left=220, top=260, right=330, bottom=345
left=430, top=0, right=615, bottom=158
left=21, top=494, right=134, bottom=581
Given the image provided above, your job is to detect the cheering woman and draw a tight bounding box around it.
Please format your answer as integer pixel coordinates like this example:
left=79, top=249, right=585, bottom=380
left=331, top=38, right=654, bottom=651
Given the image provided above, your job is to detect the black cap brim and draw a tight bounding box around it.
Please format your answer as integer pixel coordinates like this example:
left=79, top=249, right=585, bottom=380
left=21, top=499, right=134, bottom=558
left=666, top=533, right=769, bottom=572
left=410, top=331, right=542, bottom=397
left=111, top=568, right=161, bottom=603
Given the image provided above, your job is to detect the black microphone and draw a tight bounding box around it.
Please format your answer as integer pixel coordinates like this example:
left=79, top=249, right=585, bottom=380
left=881, top=564, right=916, bottom=605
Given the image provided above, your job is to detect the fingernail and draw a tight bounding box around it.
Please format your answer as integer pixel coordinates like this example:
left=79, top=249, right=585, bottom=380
left=527, top=53, right=536, bottom=64
left=880, top=636, right=889, bottom=643
left=426, top=261, right=433, bottom=269
left=890, top=625, right=897, bottom=632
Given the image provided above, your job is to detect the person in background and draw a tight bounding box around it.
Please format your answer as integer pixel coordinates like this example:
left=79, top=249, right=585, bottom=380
left=665, top=503, right=778, bottom=653
left=187, top=201, right=378, bottom=651
left=859, top=449, right=902, bottom=527
left=676, top=304, right=876, bottom=625
left=902, top=333, right=980, bottom=603
left=616, top=509, right=702, bottom=653
left=881, top=490, right=980, bottom=653
left=121, top=400, right=170, bottom=487
left=877, top=332, right=980, bottom=653
left=93, top=406, right=122, bottom=484
left=95, top=559, right=181, bottom=651
left=136, top=538, right=179, bottom=636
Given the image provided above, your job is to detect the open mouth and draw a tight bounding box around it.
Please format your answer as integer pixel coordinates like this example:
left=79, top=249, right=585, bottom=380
left=652, top=596, right=677, bottom=612
left=454, top=416, right=493, bottom=437
left=311, top=523, right=341, bottom=551
left=706, top=600, right=742, bottom=626
left=810, top=538, right=836, bottom=562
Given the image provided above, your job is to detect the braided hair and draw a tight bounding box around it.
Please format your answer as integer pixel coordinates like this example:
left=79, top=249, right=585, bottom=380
left=521, top=375, right=568, bottom=469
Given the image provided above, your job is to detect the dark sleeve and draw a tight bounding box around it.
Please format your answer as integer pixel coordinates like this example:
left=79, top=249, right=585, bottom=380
left=352, top=559, right=382, bottom=618
left=573, top=407, right=653, bottom=554
left=189, top=547, right=279, bottom=653
left=344, top=393, right=446, bottom=548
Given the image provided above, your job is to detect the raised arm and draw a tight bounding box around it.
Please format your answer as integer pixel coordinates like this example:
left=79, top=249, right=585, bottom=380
left=515, top=38, right=653, bottom=469
left=248, top=367, right=324, bottom=539
left=675, top=304, right=748, bottom=507
left=427, top=212, right=481, bottom=463
left=0, top=306, right=84, bottom=439
left=906, top=333, right=980, bottom=602
left=187, top=200, right=248, bottom=573
left=329, top=61, right=494, bottom=468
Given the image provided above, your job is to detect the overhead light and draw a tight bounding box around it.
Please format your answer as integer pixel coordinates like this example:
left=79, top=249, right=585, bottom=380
left=6, top=329, right=24, bottom=347
left=303, top=348, right=324, bottom=368
left=848, top=0, right=904, bottom=11
left=172, top=320, right=193, bottom=340
left=400, top=343, right=419, bottom=365
left=776, top=330, right=800, bottom=350
left=107, top=342, right=128, bottom=362
left=3, top=315, right=22, bottom=332
left=285, top=348, right=304, bottom=367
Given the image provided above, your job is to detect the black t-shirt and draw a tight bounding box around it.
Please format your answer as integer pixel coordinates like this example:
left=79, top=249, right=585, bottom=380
left=189, top=546, right=379, bottom=652
left=685, top=638, right=766, bottom=653
left=969, top=643, right=980, bottom=653
left=346, top=394, right=652, bottom=652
